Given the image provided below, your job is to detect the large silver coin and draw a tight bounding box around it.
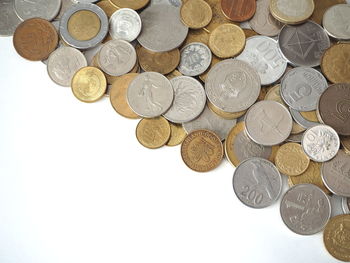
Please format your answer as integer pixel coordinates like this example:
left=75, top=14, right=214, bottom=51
left=205, top=59, right=261, bottom=113
left=321, top=150, right=350, bottom=197
left=137, top=4, right=188, bottom=52
left=281, top=67, right=328, bottom=111
left=290, top=108, right=319, bottom=129
left=280, top=184, right=331, bottom=235
left=232, top=158, right=282, bottom=208
left=236, top=36, right=287, bottom=86
left=163, top=76, right=206, bottom=123
left=98, top=39, right=136, bottom=76
left=278, top=20, right=330, bottom=67
left=178, top=42, right=212, bottom=77
left=15, top=0, right=61, bottom=21
left=183, top=106, right=237, bottom=141
left=0, top=0, right=21, bottom=37
left=150, top=0, right=182, bottom=7
left=110, top=8, right=142, bottom=42
left=245, top=100, right=293, bottom=146
left=323, top=4, right=350, bottom=40
left=127, top=72, right=174, bottom=118
left=342, top=197, right=350, bottom=214
left=56, top=0, right=75, bottom=20
left=302, top=125, right=340, bottom=162
left=47, top=47, right=87, bottom=87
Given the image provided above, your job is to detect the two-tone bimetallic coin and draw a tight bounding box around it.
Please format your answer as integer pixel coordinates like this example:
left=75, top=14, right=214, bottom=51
left=342, top=197, right=350, bottom=214
left=109, top=8, right=142, bottom=42
left=15, top=0, right=61, bottom=21
left=323, top=4, right=350, bottom=40
left=290, top=108, right=319, bottom=129
left=270, top=0, right=314, bottom=24
left=0, top=0, right=21, bottom=37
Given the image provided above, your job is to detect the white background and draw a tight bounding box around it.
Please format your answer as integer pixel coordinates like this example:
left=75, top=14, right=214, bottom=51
left=0, top=37, right=345, bottom=263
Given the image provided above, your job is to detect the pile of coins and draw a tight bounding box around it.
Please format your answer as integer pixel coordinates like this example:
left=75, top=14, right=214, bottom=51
left=1, top=0, right=350, bottom=261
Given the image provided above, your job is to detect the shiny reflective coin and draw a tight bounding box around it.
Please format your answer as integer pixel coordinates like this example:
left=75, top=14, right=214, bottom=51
left=150, top=0, right=182, bottom=7
left=270, top=0, right=314, bottom=24
left=109, top=0, right=150, bottom=10
left=236, top=36, right=287, bottom=85
left=163, top=76, right=206, bottom=123
left=245, top=100, right=293, bottom=146
left=280, top=184, right=331, bottom=235
left=110, top=8, right=142, bottom=42
left=221, top=0, right=256, bottom=22
left=15, top=0, right=61, bottom=21
left=302, top=125, right=340, bottom=162
left=180, top=0, right=212, bottom=29
left=290, top=108, right=319, bottom=129
left=342, top=197, right=350, bottom=214
left=166, top=123, right=187, bottom=146
left=278, top=21, right=330, bottom=67
left=0, top=0, right=21, bottom=37
left=136, top=117, right=171, bottom=149
left=127, top=72, right=174, bottom=118
left=323, top=4, right=350, bottom=40
left=137, top=4, right=188, bottom=52
left=233, top=158, right=282, bottom=208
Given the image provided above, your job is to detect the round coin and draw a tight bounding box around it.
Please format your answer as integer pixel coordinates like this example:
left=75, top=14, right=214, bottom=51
left=310, top=0, right=346, bottom=25
left=166, top=123, right=187, bottom=146
left=290, top=108, right=319, bottom=129
left=0, top=0, right=21, bottom=37
left=180, top=0, right=212, bottom=29
left=342, top=197, right=350, bottom=214
left=109, top=0, right=149, bottom=10
left=323, top=4, right=350, bottom=40
left=136, top=117, right=171, bottom=149
left=221, top=0, right=256, bottom=22
left=270, top=0, right=314, bottom=24
left=109, top=8, right=142, bottom=42
left=15, top=0, right=61, bottom=21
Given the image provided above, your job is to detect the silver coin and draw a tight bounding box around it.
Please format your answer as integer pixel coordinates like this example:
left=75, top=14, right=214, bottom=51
left=83, top=44, right=103, bottom=65
left=98, top=39, right=136, bottom=76
left=302, top=125, right=340, bottom=162
left=233, top=157, right=282, bottom=208
left=342, top=197, right=350, bottom=214
left=127, top=72, right=174, bottom=118
left=321, top=150, right=350, bottom=197
left=290, top=108, right=319, bottom=129
left=59, top=3, right=108, bottom=50
left=47, top=47, right=87, bottom=87
left=178, top=42, right=212, bottom=77
left=55, top=0, right=75, bottom=20
left=205, top=59, right=261, bottom=113
left=0, top=0, right=21, bottom=37
left=110, top=8, right=142, bottom=42
left=236, top=36, right=287, bottom=86
left=245, top=100, right=293, bottom=146
left=286, top=132, right=304, bottom=143
left=150, top=0, right=182, bottom=7
left=278, top=20, right=330, bottom=67
left=281, top=67, right=328, bottom=111
left=183, top=106, right=237, bottom=141
left=280, top=184, right=331, bottom=235
left=163, top=76, right=206, bottom=123
left=323, top=4, right=350, bottom=40
left=15, top=0, right=61, bottom=21
left=137, top=4, right=188, bottom=52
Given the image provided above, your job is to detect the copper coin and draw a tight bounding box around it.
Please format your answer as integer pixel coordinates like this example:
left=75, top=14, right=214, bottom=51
left=220, top=0, right=256, bottom=22
left=13, top=18, right=58, bottom=61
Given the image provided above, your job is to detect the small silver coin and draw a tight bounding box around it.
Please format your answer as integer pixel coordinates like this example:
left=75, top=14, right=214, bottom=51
left=290, top=108, right=319, bottom=129
left=232, top=157, right=282, bottom=208
left=178, top=42, right=212, bottom=77
left=55, top=0, right=75, bottom=20
left=205, top=59, right=261, bottom=113
left=245, top=100, right=293, bottom=146
left=280, top=184, right=331, bottom=235
left=137, top=4, right=188, bottom=52
left=0, top=0, right=21, bottom=37
left=98, top=39, right=136, bottom=76
left=182, top=106, right=237, bottom=141
left=278, top=20, right=330, bottom=67
left=323, top=4, right=350, bottom=40
left=302, top=125, right=340, bottom=162
left=236, top=36, right=287, bottom=86
left=47, top=47, right=87, bottom=87
left=15, top=0, right=62, bottom=21
left=127, top=72, right=174, bottom=118
left=150, top=0, right=182, bottom=7
left=163, top=76, right=206, bottom=123
left=342, top=197, right=350, bottom=214
left=321, top=150, right=350, bottom=197
left=110, top=8, right=142, bottom=42
left=281, top=67, right=328, bottom=111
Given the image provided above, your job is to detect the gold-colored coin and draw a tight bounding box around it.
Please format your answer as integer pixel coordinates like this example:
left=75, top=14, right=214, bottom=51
left=321, top=43, right=350, bottom=83
left=300, top=111, right=319, bottom=123
left=181, top=129, right=223, bottom=172
left=136, top=45, right=180, bottom=75
left=341, top=136, right=350, bottom=154
left=209, top=23, right=245, bottom=58
left=68, top=10, right=101, bottom=41
left=136, top=117, right=171, bottom=149
left=182, top=28, right=210, bottom=47
left=270, top=0, right=315, bottom=24
left=243, top=28, right=258, bottom=38
left=109, top=0, right=149, bottom=10
left=166, top=70, right=183, bottom=80
left=97, top=0, right=119, bottom=17
left=180, top=0, right=212, bottom=29
left=310, top=0, right=345, bottom=25
left=71, top=67, right=107, bottom=103
left=207, top=100, right=247, bottom=120
left=110, top=73, right=140, bottom=119
left=323, top=214, right=350, bottom=262
left=204, top=0, right=238, bottom=32
left=199, top=55, right=221, bottom=82
left=291, top=122, right=306, bottom=135
left=166, top=123, right=187, bottom=146
left=288, top=161, right=331, bottom=194
left=275, top=143, right=310, bottom=176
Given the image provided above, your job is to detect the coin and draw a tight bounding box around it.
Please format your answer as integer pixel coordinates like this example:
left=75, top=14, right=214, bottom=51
left=166, top=123, right=187, bottom=146
left=199, top=55, right=221, bottom=82
left=109, top=73, right=140, bottom=119
left=136, top=117, right=171, bottom=149
left=182, top=28, right=210, bottom=47
left=302, top=125, right=340, bottom=162
left=310, top=0, right=346, bottom=25
left=71, top=66, right=107, bottom=103
left=207, top=101, right=246, bottom=120
left=290, top=108, right=319, bottom=129
left=323, top=4, right=350, bottom=40
left=0, top=0, right=21, bottom=37
left=342, top=197, right=350, bottom=214
left=342, top=136, right=350, bottom=153
left=208, top=24, right=245, bottom=58
left=13, top=18, right=58, bottom=61
left=204, top=0, right=237, bottom=32
left=137, top=4, right=189, bottom=52
left=109, top=0, right=149, bottom=10
left=278, top=21, right=330, bottom=67
left=286, top=133, right=304, bottom=143
left=163, top=76, right=206, bottom=123
left=323, top=214, right=350, bottom=261
left=245, top=101, right=293, bottom=146
left=300, top=111, right=319, bottom=123
left=15, top=0, right=61, bottom=21
left=96, top=0, right=119, bottom=18
left=127, top=72, right=174, bottom=118
left=270, top=0, right=314, bottom=24
left=110, top=8, right=142, bottom=42
left=180, top=0, right=212, bottom=29
left=280, top=184, right=331, bottom=235
left=221, top=0, right=256, bottom=22
left=150, top=0, right=182, bottom=7
left=317, top=83, right=350, bottom=136
left=233, top=158, right=282, bottom=208
left=181, top=129, right=223, bottom=172
left=56, top=0, right=76, bottom=20
left=166, top=70, right=183, bottom=80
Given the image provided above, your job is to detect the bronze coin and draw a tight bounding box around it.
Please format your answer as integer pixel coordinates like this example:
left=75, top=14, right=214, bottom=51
left=220, top=0, right=256, bottom=22
left=13, top=18, right=58, bottom=61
